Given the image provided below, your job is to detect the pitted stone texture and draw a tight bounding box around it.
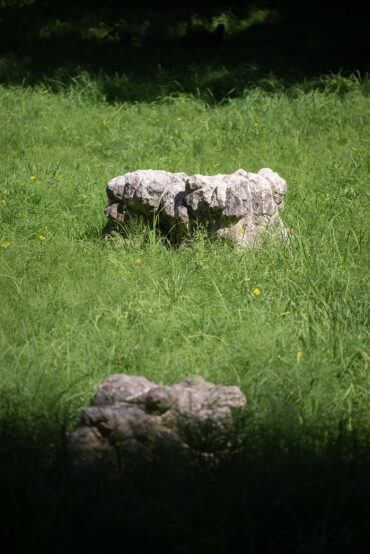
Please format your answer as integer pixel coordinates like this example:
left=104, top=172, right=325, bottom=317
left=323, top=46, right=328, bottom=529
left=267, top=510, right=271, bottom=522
left=68, top=375, right=246, bottom=469
left=104, top=168, right=287, bottom=246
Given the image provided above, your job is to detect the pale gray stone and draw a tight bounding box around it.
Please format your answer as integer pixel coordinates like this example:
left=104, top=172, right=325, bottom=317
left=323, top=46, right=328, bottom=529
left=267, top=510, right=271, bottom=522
left=104, top=168, right=287, bottom=246
left=94, top=374, right=156, bottom=406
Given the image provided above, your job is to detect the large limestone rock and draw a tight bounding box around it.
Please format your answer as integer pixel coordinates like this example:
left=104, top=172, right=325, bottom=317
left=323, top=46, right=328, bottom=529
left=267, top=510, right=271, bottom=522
left=104, top=168, right=287, bottom=246
left=68, top=375, right=246, bottom=471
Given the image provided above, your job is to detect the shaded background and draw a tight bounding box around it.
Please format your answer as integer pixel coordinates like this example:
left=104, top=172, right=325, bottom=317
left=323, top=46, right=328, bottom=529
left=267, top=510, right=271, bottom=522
left=0, top=0, right=369, bottom=101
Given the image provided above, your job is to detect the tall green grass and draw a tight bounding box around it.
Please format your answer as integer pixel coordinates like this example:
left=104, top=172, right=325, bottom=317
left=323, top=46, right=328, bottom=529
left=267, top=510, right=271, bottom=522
left=0, top=78, right=369, bottom=552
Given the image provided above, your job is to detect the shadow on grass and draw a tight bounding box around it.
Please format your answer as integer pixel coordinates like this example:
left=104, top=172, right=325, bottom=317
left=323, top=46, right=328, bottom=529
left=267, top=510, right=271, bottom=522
left=1, top=412, right=369, bottom=554
left=0, top=1, right=369, bottom=102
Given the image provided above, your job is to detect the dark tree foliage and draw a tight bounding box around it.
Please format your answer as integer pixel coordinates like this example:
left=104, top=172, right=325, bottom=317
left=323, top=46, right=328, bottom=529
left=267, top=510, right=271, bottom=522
left=0, top=0, right=368, bottom=101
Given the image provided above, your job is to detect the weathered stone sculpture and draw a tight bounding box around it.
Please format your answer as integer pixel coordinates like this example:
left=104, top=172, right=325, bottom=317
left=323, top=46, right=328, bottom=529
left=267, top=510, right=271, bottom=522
left=104, top=168, right=287, bottom=246
left=68, top=375, right=246, bottom=470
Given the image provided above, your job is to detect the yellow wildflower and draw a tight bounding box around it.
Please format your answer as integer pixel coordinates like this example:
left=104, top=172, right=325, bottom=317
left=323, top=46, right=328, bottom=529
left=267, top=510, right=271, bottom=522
left=58, top=175, right=63, bottom=179
left=1, top=243, right=10, bottom=248
left=103, top=120, right=106, bottom=126
left=82, top=194, right=87, bottom=199
left=298, top=349, right=304, bottom=362
left=338, top=167, right=343, bottom=170
left=252, top=288, right=261, bottom=296
left=39, top=235, right=46, bottom=240
left=177, top=117, right=182, bottom=120
left=30, top=176, right=36, bottom=180
left=238, top=227, right=244, bottom=234
left=134, top=259, right=141, bottom=264
left=175, top=129, right=179, bottom=134
left=156, top=118, right=160, bottom=122
left=244, top=277, right=250, bottom=281
left=254, top=122, right=259, bottom=127
left=72, top=214, right=77, bottom=219
left=2, top=200, right=6, bottom=206
left=43, top=90, right=48, bottom=94
left=3, top=190, right=9, bottom=194
left=148, top=117, right=152, bottom=121
left=352, top=147, right=357, bottom=151
left=124, top=270, right=130, bottom=275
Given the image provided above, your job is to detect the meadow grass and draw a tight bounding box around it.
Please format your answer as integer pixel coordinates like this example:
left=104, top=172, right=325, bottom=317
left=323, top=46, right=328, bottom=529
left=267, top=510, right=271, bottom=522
left=0, top=78, right=369, bottom=552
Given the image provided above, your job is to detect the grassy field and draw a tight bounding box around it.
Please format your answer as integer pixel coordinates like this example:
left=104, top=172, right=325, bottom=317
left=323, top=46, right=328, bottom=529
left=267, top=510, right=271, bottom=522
left=0, top=76, right=369, bottom=552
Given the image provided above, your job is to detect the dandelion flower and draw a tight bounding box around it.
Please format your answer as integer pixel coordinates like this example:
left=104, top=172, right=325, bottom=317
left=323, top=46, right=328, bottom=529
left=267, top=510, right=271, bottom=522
left=39, top=235, right=46, bottom=240
left=43, top=90, right=48, bottom=94
left=298, top=350, right=304, bottom=362
left=352, top=147, right=357, bottom=151
left=238, top=227, right=244, bottom=234
left=3, top=190, right=9, bottom=195
left=252, top=288, right=261, bottom=296
left=175, top=129, right=179, bottom=134
left=124, top=270, right=130, bottom=275
left=103, top=120, right=107, bottom=126
left=58, top=175, right=63, bottom=179
left=82, top=194, right=87, bottom=199
left=2, top=200, right=6, bottom=206
left=30, top=176, right=36, bottom=180
left=177, top=117, right=182, bottom=120
left=134, top=259, right=141, bottom=264
left=244, top=277, right=250, bottom=281
left=338, top=167, right=343, bottom=170
left=1, top=243, right=9, bottom=248
left=254, top=122, right=259, bottom=127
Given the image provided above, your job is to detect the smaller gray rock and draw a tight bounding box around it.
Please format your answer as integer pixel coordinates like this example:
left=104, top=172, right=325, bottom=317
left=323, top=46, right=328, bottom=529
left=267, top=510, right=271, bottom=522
left=68, top=374, right=246, bottom=472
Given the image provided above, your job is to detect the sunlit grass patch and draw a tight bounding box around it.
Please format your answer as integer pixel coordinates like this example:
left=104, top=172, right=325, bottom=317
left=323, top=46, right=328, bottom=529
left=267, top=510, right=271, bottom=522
left=0, top=78, right=368, bottom=453
left=0, top=75, right=369, bottom=553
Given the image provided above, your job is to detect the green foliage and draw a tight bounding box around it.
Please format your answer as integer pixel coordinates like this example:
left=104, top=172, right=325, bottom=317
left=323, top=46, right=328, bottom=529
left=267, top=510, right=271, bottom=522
left=0, top=1, right=368, bottom=102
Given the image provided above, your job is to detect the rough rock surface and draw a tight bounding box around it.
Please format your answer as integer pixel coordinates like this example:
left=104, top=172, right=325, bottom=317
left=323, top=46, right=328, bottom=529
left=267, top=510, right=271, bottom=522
left=68, top=375, right=246, bottom=470
left=104, top=168, right=287, bottom=246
